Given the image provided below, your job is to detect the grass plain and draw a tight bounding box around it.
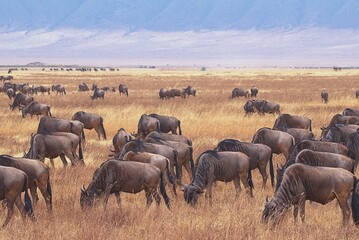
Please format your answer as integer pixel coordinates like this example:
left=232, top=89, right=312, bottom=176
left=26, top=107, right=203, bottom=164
left=0, top=67, right=358, bottom=239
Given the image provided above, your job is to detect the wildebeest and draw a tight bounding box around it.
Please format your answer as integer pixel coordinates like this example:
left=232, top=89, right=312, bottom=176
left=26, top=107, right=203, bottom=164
left=325, top=114, right=359, bottom=129
left=148, top=113, right=182, bottom=135
left=21, top=101, right=52, bottom=118
left=24, top=133, right=81, bottom=167
left=0, top=166, right=35, bottom=227
left=145, top=136, right=194, bottom=185
left=343, top=108, right=359, bottom=117
left=231, top=88, right=249, bottom=98
left=51, top=85, right=66, bottom=95
left=137, top=114, right=160, bottom=137
left=252, top=127, right=295, bottom=161
left=145, top=131, right=192, bottom=146
left=123, top=151, right=176, bottom=196
left=17, top=83, right=32, bottom=95
left=258, top=100, right=280, bottom=115
left=276, top=140, right=349, bottom=191
left=119, top=140, right=179, bottom=187
left=276, top=127, right=315, bottom=144
left=214, top=139, right=274, bottom=188
left=111, top=128, right=132, bottom=158
left=91, top=83, right=97, bottom=90
left=35, top=86, right=51, bottom=95
left=159, top=88, right=168, bottom=99
left=250, top=86, right=258, bottom=97
left=243, top=99, right=268, bottom=115
left=320, top=124, right=359, bottom=143
left=321, top=90, right=329, bottom=103
left=80, top=160, right=171, bottom=210
left=262, top=164, right=359, bottom=227
left=72, top=111, right=106, bottom=140
left=0, top=155, right=52, bottom=211
left=36, top=116, right=84, bottom=160
left=346, top=132, right=359, bottom=171
left=90, top=88, right=105, bottom=100
left=273, top=114, right=312, bottom=131
left=6, top=88, right=15, bottom=99
left=168, top=89, right=181, bottom=97
left=78, top=83, right=89, bottom=91
left=118, top=84, right=128, bottom=96
left=182, top=86, right=196, bottom=97
left=183, top=150, right=253, bottom=206
left=10, top=92, right=34, bottom=110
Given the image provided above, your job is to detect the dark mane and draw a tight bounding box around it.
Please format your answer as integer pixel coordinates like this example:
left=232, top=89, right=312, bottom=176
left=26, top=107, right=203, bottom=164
left=199, top=150, right=220, bottom=159
left=0, top=155, right=21, bottom=168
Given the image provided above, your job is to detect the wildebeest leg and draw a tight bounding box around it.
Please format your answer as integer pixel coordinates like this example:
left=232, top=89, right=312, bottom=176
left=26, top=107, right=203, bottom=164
left=49, top=158, right=56, bottom=168
left=299, top=198, right=306, bottom=223
left=103, top=183, right=116, bottom=210
left=293, top=204, right=299, bottom=223
left=233, top=177, right=241, bottom=198
left=59, top=154, right=69, bottom=168
left=165, top=171, right=176, bottom=197
left=145, top=189, right=153, bottom=208
left=2, top=201, right=14, bottom=228
left=258, top=165, right=268, bottom=189
left=94, top=127, right=101, bottom=140
left=183, top=162, right=193, bottom=182
left=152, top=190, right=161, bottom=206
left=206, top=180, right=214, bottom=205
left=30, top=186, right=39, bottom=207
left=337, top=197, right=350, bottom=227
left=14, top=195, right=27, bottom=220
left=37, top=182, right=52, bottom=211
left=239, top=171, right=252, bottom=197
left=115, top=192, right=121, bottom=207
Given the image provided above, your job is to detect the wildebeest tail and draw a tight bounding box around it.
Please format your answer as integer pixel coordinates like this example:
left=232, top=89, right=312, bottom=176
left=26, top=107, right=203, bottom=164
left=47, top=178, right=53, bottom=207
left=269, top=153, right=274, bottom=187
left=351, top=177, right=359, bottom=225
left=165, top=159, right=177, bottom=196
left=247, top=166, right=254, bottom=189
left=173, top=150, right=180, bottom=179
left=23, top=176, right=35, bottom=220
left=100, top=117, right=107, bottom=140
left=309, top=119, right=312, bottom=132
left=178, top=120, right=182, bottom=135
left=47, top=106, right=52, bottom=117
left=160, top=172, right=171, bottom=210
left=189, top=146, right=195, bottom=178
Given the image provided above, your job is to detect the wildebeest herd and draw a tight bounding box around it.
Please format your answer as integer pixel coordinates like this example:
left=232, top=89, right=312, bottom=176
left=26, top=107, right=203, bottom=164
left=2, top=74, right=359, bottom=233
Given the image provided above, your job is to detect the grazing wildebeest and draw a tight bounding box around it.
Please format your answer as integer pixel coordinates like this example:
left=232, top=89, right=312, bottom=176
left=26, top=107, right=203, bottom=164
left=159, top=88, right=168, bottom=99
left=273, top=114, right=312, bottom=131
left=320, top=124, right=359, bottom=143
left=51, top=85, right=66, bottom=95
left=80, top=160, right=171, bottom=210
left=78, top=83, right=89, bottom=91
left=321, top=90, right=329, bottom=103
left=24, top=133, right=81, bottom=167
left=324, top=114, right=359, bottom=130
left=137, top=114, right=160, bottom=137
left=276, top=127, right=315, bottom=144
left=123, top=151, right=176, bottom=196
left=21, top=101, right=52, bottom=118
left=276, top=140, right=349, bottom=191
left=0, top=155, right=52, bottom=211
left=148, top=113, right=182, bottom=135
left=36, top=86, right=51, bottom=95
left=243, top=99, right=256, bottom=114
left=145, top=136, right=194, bottom=184
left=10, top=92, right=34, bottom=110
left=111, top=128, right=132, bottom=158
left=90, top=88, right=105, bottom=100
left=145, top=131, right=192, bottom=146
left=343, top=108, right=359, bottom=117
left=231, top=88, right=249, bottom=98
left=183, top=150, right=253, bottom=206
left=252, top=127, right=295, bottom=161
left=168, top=89, right=181, bottom=97
left=250, top=86, right=258, bottom=97
left=182, top=86, right=196, bottom=97
left=72, top=111, right=106, bottom=140
left=118, top=84, right=128, bottom=96
left=17, top=84, right=32, bottom=95
left=346, top=132, right=359, bottom=171
left=119, top=140, right=179, bottom=187
left=36, top=116, right=84, bottom=160
left=91, top=83, right=97, bottom=90
left=262, top=164, right=359, bottom=227
left=214, top=139, right=274, bottom=188
left=6, top=88, right=15, bottom=99
left=258, top=100, right=280, bottom=115
left=0, top=166, right=35, bottom=227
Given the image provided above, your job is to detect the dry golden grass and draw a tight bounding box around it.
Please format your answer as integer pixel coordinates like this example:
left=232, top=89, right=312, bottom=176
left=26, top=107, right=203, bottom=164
left=0, top=68, right=359, bottom=239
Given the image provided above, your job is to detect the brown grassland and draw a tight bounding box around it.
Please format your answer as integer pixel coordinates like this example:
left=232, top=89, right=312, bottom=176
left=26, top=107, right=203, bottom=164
left=0, top=68, right=358, bottom=239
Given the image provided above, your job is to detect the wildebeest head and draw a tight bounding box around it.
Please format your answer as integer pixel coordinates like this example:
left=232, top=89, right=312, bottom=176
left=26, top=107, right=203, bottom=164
left=261, top=197, right=277, bottom=223
left=183, top=184, right=203, bottom=206
left=23, top=133, right=35, bottom=159
left=80, top=186, right=95, bottom=210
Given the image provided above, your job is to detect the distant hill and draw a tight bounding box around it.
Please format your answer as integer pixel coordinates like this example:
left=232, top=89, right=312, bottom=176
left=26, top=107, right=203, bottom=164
left=26, top=62, right=46, bottom=67
left=1, top=0, right=359, bottom=31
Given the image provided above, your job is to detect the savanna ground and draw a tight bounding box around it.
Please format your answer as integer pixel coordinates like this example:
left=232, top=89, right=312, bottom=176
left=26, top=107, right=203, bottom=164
left=0, top=67, right=358, bottom=239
